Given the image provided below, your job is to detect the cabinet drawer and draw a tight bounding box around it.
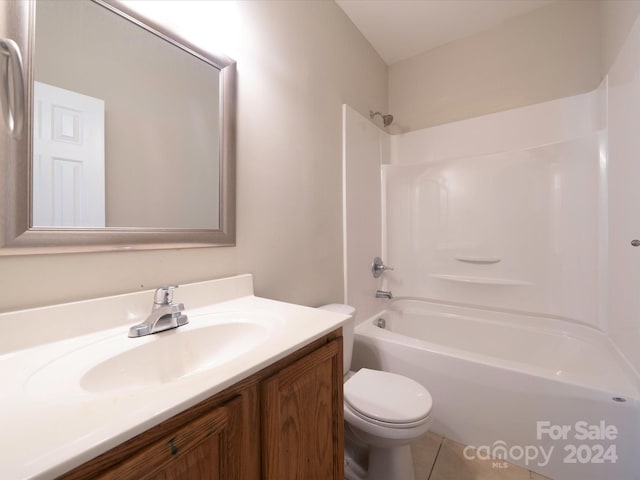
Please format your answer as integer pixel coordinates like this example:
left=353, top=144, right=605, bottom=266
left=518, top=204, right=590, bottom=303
left=98, top=396, right=243, bottom=480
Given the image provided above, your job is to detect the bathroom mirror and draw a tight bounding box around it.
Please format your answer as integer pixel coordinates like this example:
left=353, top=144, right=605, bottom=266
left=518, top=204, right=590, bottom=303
left=0, top=0, right=236, bottom=254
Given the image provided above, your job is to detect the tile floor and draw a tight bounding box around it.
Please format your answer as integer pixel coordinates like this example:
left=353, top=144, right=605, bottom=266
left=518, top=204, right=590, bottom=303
left=412, top=433, right=553, bottom=480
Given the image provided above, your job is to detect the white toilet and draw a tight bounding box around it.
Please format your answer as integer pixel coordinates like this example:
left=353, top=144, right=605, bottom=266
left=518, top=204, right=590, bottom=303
left=319, top=304, right=433, bottom=480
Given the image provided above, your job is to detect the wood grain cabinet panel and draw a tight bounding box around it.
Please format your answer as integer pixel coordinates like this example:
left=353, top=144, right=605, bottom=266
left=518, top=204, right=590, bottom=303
left=261, top=338, right=344, bottom=480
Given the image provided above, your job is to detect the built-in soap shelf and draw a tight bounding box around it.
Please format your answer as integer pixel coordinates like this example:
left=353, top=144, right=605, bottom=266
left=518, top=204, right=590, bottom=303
left=454, top=255, right=501, bottom=264
left=430, top=274, right=531, bottom=286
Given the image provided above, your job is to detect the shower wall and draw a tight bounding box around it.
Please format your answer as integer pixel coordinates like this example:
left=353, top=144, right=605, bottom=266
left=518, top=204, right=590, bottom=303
left=384, top=91, right=607, bottom=329
left=606, top=12, right=640, bottom=373
left=342, top=105, right=388, bottom=322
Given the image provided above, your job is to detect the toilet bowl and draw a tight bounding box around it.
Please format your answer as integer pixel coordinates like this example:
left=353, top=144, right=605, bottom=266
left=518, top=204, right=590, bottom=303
left=318, top=304, right=433, bottom=480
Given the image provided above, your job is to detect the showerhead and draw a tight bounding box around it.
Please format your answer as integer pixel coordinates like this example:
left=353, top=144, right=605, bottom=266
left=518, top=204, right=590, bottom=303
left=369, top=110, right=394, bottom=127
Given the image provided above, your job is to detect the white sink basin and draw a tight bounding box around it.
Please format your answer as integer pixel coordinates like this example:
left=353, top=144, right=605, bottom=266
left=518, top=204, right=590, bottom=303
left=81, top=321, right=269, bottom=393
left=25, top=311, right=278, bottom=397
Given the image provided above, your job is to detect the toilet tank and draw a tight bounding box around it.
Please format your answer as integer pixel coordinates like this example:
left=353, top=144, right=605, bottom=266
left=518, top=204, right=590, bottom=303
left=318, top=304, right=355, bottom=375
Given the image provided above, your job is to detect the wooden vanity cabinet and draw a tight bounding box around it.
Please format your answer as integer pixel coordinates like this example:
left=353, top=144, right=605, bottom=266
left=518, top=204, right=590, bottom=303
left=56, top=329, right=343, bottom=480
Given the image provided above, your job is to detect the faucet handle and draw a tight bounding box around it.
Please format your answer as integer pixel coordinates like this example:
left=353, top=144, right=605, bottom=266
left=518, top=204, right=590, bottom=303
left=153, top=285, right=178, bottom=305
left=371, top=257, right=394, bottom=278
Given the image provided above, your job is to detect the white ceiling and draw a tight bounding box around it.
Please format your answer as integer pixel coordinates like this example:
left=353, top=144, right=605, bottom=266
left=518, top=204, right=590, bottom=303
left=335, top=0, right=554, bottom=65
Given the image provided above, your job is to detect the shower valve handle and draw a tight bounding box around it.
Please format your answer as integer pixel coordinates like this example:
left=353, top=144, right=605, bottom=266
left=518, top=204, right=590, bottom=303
left=372, top=257, right=394, bottom=278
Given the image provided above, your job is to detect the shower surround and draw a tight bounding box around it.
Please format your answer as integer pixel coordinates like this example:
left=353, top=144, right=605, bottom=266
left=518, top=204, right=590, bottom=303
left=383, top=89, right=605, bottom=330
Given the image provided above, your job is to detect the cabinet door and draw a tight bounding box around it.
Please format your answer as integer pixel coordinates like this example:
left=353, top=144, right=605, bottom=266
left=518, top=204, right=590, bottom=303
left=99, top=396, right=243, bottom=480
left=261, top=339, right=344, bottom=480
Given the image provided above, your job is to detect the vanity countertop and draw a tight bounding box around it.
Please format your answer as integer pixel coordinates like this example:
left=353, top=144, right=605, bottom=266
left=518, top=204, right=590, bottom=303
left=0, top=274, right=348, bottom=480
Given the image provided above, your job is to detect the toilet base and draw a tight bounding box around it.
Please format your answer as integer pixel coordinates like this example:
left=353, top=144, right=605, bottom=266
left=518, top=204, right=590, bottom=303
left=366, top=445, right=415, bottom=480
left=344, top=424, right=368, bottom=480
left=344, top=433, right=416, bottom=480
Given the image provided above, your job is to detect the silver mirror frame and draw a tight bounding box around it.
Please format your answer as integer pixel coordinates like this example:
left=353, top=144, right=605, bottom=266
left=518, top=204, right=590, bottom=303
left=0, top=0, right=236, bottom=255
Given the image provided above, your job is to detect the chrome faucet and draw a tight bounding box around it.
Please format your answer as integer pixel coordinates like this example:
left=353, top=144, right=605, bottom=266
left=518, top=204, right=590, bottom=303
left=375, top=290, right=393, bottom=299
left=128, top=285, right=189, bottom=338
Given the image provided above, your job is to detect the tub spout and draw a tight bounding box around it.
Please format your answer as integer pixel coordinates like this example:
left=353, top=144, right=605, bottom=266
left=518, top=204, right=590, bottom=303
left=375, top=290, right=393, bottom=299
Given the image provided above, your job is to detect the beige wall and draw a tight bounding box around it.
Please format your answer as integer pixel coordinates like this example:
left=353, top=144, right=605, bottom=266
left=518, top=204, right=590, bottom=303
left=389, top=1, right=602, bottom=131
left=600, top=0, right=640, bottom=75
left=0, top=0, right=387, bottom=312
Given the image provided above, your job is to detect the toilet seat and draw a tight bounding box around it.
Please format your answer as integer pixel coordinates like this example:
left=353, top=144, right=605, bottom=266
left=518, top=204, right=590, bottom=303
left=345, top=401, right=432, bottom=429
left=344, top=368, right=432, bottom=428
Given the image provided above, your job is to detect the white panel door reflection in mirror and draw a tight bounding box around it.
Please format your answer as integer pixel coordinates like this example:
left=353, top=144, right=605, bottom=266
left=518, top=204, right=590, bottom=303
left=33, top=81, right=105, bottom=227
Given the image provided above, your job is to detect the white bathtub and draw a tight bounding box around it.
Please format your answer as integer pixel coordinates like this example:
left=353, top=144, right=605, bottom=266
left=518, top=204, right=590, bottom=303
left=352, top=299, right=640, bottom=480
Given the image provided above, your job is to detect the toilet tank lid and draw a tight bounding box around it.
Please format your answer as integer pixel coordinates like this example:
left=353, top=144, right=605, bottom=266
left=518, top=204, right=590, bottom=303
left=317, top=304, right=356, bottom=316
